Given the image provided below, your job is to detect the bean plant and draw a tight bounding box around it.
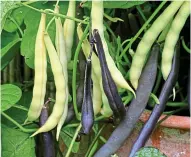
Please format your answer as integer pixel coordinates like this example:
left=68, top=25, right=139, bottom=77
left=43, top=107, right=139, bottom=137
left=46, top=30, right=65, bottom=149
left=1, top=1, right=190, bottom=157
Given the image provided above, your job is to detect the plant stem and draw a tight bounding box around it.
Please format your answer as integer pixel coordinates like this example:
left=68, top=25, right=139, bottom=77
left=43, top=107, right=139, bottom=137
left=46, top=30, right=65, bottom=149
left=45, top=16, right=55, bottom=32
left=1, top=112, right=37, bottom=133
left=20, top=3, right=88, bottom=24
left=65, top=124, right=82, bottom=157
left=136, top=5, right=147, bottom=22
left=72, top=23, right=90, bottom=120
left=99, top=136, right=107, bottom=143
left=64, top=123, right=80, bottom=128
left=181, top=36, right=190, bottom=53
left=8, top=16, right=24, bottom=37
left=85, top=124, right=106, bottom=157
left=157, top=106, right=187, bottom=127
left=166, top=102, right=187, bottom=107
left=119, top=1, right=167, bottom=59
left=13, top=105, right=29, bottom=111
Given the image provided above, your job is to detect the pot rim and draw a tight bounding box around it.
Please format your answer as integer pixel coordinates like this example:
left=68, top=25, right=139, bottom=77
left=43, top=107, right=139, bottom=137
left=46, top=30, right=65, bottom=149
left=140, top=110, right=190, bottom=130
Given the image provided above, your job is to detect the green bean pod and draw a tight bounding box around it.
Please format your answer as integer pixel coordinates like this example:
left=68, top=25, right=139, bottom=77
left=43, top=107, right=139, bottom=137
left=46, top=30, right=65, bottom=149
left=27, top=13, right=47, bottom=122
left=129, top=1, right=183, bottom=89
left=54, top=5, right=69, bottom=141
left=161, top=1, right=190, bottom=80
left=91, top=1, right=135, bottom=97
left=31, top=32, right=67, bottom=137
left=63, top=0, right=76, bottom=62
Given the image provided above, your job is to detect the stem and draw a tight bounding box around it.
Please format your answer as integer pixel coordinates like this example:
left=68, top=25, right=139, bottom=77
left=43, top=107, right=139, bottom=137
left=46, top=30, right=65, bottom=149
left=13, top=105, right=29, bottom=111
left=99, top=136, right=107, bottom=143
left=166, top=102, right=187, bottom=107
left=95, top=115, right=105, bottom=121
left=8, top=16, right=24, bottom=37
left=157, top=106, right=187, bottom=127
left=85, top=124, right=106, bottom=157
left=119, top=1, right=167, bottom=59
left=1, top=112, right=37, bottom=133
left=136, top=5, right=147, bottom=23
left=45, top=16, right=55, bottom=32
left=65, top=124, right=82, bottom=157
left=64, top=123, right=80, bottom=128
left=56, top=0, right=59, bottom=6
left=181, top=36, right=190, bottom=53
left=20, top=3, right=87, bottom=24
left=124, top=92, right=134, bottom=105
left=72, top=23, right=90, bottom=120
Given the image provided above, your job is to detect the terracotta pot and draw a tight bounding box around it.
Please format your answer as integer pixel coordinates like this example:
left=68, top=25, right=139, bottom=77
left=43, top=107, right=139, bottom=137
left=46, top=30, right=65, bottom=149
left=116, top=110, right=190, bottom=157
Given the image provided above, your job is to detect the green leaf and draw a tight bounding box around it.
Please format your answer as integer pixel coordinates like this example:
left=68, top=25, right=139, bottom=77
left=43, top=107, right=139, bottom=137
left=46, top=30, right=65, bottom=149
left=1, top=38, right=21, bottom=70
left=2, top=125, right=36, bottom=157
left=1, top=84, right=22, bottom=112
left=1, top=30, right=19, bottom=48
left=60, top=127, right=80, bottom=153
left=1, top=91, right=33, bottom=128
left=21, top=1, right=69, bottom=69
left=82, top=1, right=145, bottom=9
left=0, top=1, right=20, bottom=33
left=134, top=147, right=167, bottom=157
left=3, top=5, right=29, bottom=33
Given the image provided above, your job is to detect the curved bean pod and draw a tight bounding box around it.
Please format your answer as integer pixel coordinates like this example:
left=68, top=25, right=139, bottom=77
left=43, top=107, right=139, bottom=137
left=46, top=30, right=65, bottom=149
left=31, top=32, right=67, bottom=137
left=93, top=29, right=126, bottom=121
left=129, top=43, right=180, bottom=157
left=81, top=55, right=94, bottom=134
left=27, top=13, right=47, bottom=122
left=63, top=0, right=76, bottom=61
left=77, top=24, right=102, bottom=116
left=129, top=1, right=183, bottom=89
left=54, top=5, right=69, bottom=141
left=91, top=1, right=135, bottom=97
left=161, top=1, right=190, bottom=80
left=39, top=104, right=55, bottom=157
left=94, top=44, right=159, bottom=157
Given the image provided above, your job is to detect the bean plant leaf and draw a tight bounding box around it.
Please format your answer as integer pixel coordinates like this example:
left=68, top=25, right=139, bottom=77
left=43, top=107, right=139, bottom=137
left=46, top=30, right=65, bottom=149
left=1, top=125, right=36, bottom=157
left=1, top=38, right=21, bottom=70
left=82, top=1, right=145, bottom=9
left=1, top=30, right=19, bottom=48
left=3, top=5, right=29, bottom=33
left=60, top=127, right=80, bottom=153
left=1, top=91, right=33, bottom=128
left=0, top=1, right=20, bottom=33
left=21, top=1, right=69, bottom=69
left=134, top=147, right=167, bottom=157
left=1, top=84, right=22, bottom=112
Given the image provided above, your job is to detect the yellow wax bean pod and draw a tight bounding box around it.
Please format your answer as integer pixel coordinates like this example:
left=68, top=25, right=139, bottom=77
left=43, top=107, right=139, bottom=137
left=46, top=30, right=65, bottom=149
left=92, top=68, right=102, bottom=115
left=31, top=32, right=67, bottom=137
left=63, top=0, right=76, bottom=62
left=129, top=1, right=184, bottom=89
left=162, top=1, right=190, bottom=80
left=27, top=13, right=47, bottom=122
left=54, top=5, right=69, bottom=141
left=100, top=83, right=113, bottom=118
left=91, top=1, right=135, bottom=97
